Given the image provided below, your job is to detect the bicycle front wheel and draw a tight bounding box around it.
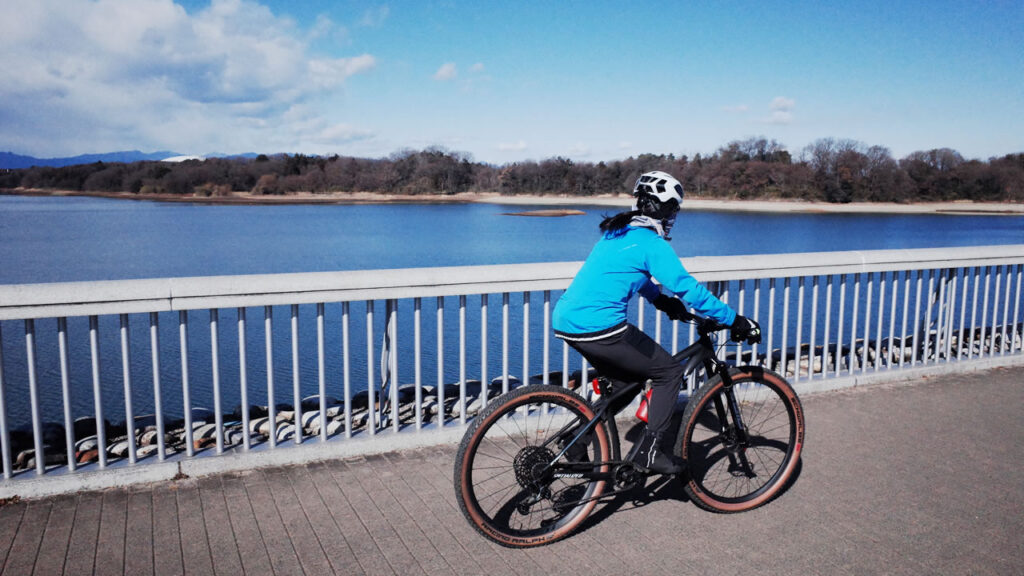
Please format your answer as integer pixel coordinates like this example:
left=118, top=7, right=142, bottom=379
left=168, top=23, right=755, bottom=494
left=675, top=366, right=804, bottom=513
left=454, top=384, right=611, bottom=548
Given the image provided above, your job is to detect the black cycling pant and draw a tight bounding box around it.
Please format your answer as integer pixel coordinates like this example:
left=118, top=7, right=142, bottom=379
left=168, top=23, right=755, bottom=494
left=561, top=323, right=684, bottom=437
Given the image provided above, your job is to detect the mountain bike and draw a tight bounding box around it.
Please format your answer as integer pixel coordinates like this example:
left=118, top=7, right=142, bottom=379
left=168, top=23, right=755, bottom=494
left=453, top=311, right=805, bottom=548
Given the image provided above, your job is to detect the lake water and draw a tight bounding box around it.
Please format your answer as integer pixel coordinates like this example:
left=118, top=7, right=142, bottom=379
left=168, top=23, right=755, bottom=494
left=1, top=194, right=1023, bottom=433
left=3, top=194, right=1023, bottom=284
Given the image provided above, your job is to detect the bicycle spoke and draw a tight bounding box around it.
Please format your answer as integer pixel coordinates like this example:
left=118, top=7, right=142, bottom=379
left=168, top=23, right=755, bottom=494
left=456, top=386, right=609, bottom=543
left=681, top=374, right=801, bottom=510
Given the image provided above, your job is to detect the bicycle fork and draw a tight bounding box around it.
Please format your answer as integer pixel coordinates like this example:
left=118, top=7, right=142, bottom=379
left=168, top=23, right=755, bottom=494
left=715, top=370, right=756, bottom=478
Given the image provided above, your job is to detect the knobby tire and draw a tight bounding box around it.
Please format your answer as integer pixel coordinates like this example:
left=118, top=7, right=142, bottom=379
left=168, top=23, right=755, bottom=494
left=453, top=384, right=611, bottom=548
left=675, top=366, right=804, bottom=513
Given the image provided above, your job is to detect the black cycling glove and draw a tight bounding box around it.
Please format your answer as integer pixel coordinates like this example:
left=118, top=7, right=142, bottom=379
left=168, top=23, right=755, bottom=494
left=652, top=295, right=689, bottom=321
left=730, top=315, right=762, bottom=344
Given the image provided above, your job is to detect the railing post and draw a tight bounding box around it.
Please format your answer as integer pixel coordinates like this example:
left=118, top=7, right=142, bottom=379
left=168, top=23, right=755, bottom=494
left=502, top=292, right=509, bottom=394
left=119, top=314, right=137, bottom=464
left=90, top=315, right=108, bottom=468
left=835, top=275, right=846, bottom=376
left=210, top=309, right=224, bottom=454
left=980, top=267, right=991, bottom=358
left=1013, top=265, right=1023, bottom=353
left=543, top=291, right=551, bottom=385
left=0, top=323, right=11, bottom=479
left=58, top=318, right=75, bottom=471
left=414, top=298, right=422, bottom=430
left=781, top=278, right=790, bottom=377
left=366, top=300, right=376, bottom=435
left=767, top=278, right=777, bottom=373
left=179, top=311, right=194, bottom=457
left=238, top=307, right=250, bottom=450
left=458, top=295, right=467, bottom=426
left=999, top=266, right=1007, bottom=354
left=291, top=304, right=302, bottom=443
left=435, top=297, right=444, bottom=427
left=341, top=302, right=351, bottom=438
left=317, top=302, right=328, bottom=440
left=809, top=276, right=819, bottom=379
left=479, top=294, right=488, bottom=407
left=150, top=312, right=166, bottom=460
left=873, top=273, right=884, bottom=371
left=387, top=299, right=399, bottom=433
left=522, top=291, right=530, bottom=392
left=25, top=319, right=44, bottom=475
left=265, top=306, right=277, bottom=447
left=823, top=276, right=832, bottom=375
left=862, top=273, right=873, bottom=371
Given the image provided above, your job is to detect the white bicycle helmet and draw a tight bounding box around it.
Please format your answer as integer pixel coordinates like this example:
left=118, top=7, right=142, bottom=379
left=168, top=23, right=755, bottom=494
left=632, top=170, right=683, bottom=236
left=632, top=170, right=684, bottom=206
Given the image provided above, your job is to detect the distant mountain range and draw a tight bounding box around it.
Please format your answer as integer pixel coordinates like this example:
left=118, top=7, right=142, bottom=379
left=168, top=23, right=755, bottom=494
left=0, top=150, right=262, bottom=169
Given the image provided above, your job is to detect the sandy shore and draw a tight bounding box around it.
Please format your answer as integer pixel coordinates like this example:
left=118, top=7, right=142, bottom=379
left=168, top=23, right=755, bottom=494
left=4, top=188, right=1023, bottom=215
left=475, top=193, right=1024, bottom=215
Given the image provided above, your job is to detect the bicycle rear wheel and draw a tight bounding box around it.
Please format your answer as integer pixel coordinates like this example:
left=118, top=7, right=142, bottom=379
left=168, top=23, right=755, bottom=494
left=454, top=384, right=611, bottom=547
left=675, top=366, right=804, bottom=513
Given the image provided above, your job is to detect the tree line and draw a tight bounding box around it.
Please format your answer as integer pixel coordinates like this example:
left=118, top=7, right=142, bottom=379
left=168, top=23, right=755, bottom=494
left=2, top=137, right=1023, bottom=203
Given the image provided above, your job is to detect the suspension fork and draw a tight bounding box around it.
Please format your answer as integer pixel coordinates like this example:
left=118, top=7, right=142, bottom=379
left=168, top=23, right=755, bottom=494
left=712, top=363, right=752, bottom=468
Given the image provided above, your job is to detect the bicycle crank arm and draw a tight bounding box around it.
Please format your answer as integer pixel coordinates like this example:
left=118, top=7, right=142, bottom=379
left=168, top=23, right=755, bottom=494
left=548, top=459, right=640, bottom=481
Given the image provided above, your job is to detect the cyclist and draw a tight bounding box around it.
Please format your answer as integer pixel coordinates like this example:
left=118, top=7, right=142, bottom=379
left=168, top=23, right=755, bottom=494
left=553, top=170, right=761, bottom=475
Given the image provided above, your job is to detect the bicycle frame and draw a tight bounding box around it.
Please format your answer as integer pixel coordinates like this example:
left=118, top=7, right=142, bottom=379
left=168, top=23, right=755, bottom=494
left=544, top=319, right=751, bottom=483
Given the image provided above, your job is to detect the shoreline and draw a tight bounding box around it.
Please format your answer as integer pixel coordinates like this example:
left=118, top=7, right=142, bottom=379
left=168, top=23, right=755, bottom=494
left=3, top=187, right=1024, bottom=215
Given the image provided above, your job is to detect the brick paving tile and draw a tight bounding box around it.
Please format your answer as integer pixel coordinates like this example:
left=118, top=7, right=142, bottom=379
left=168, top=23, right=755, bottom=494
left=0, top=500, right=26, bottom=571
left=5, top=367, right=1024, bottom=576
left=150, top=485, right=183, bottom=576
left=240, top=470, right=305, bottom=575
left=262, top=467, right=335, bottom=575
left=29, top=495, right=75, bottom=576
left=357, top=454, right=453, bottom=575
left=221, top=473, right=275, bottom=576
left=413, top=446, right=532, bottom=575
left=93, top=490, right=129, bottom=576
left=322, top=457, right=425, bottom=575
left=2, top=499, right=48, bottom=576
left=306, top=460, right=393, bottom=576
left=123, top=489, right=155, bottom=576
left=174, top=481, right=216, bottom=576
left=61, top=492, right=102, bottom=575
left=282, top=465, right=363, bottom=576
left=378, top=451, right=475, bottom=575
left=198, top=476, right=245, bottom=576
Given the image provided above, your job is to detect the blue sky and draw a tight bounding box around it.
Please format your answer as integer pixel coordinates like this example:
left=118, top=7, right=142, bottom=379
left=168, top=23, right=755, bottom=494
left=1, top=0, right=1021, bottom=164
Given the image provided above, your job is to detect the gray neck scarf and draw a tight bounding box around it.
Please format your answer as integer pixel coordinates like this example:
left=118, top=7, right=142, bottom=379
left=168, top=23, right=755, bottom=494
left=629, top=214, right=666, bottom=238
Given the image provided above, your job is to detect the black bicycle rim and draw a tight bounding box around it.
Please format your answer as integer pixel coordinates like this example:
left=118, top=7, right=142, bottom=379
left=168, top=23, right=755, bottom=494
left=462, top=393, right=606, bottom=539
left=685, top=378, right=798, bottom=505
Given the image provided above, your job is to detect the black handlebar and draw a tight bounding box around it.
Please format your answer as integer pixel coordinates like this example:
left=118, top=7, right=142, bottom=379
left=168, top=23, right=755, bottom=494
left=670, top=309, right=729, bottom=335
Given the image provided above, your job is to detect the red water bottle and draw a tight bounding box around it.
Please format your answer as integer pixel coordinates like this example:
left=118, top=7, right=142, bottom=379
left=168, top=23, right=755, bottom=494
left=635, top=388, right=653, bottom=422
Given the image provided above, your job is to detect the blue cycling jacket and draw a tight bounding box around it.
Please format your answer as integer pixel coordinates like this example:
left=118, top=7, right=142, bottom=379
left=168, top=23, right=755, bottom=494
left=553, top=226, right=736, bottom=339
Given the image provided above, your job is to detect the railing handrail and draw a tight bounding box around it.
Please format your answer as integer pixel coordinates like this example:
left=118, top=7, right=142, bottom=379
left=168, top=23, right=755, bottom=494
left=3, top=245, right=1023, bottom=320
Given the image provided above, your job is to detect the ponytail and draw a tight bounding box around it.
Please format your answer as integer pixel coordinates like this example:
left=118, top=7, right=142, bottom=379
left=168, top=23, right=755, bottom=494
left=599, top=210, right=641, bottom=237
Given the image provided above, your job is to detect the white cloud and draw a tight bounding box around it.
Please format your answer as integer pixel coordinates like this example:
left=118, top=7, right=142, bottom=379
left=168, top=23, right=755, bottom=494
left=764, top=96, right=796, bottom=124
left=568, top=143, right=592, bottom=158
left=470, top=62, right=486, bottom=73
left=359, top=5, right=390, bottom=27
left=0, top=0, right=377, bottom=156
left=498, top=140, right=528, bottom=151
left=434, top=62, right=458, bottom=81
left=771, top=96, right=796, bottom=111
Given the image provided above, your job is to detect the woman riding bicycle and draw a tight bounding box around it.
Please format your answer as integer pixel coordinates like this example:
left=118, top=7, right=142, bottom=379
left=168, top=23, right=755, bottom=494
left=553, top=171, right=761, bottom=475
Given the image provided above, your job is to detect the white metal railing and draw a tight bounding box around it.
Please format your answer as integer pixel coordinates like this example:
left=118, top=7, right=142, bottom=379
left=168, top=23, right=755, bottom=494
left=0, top=245, right=1022, bottom=494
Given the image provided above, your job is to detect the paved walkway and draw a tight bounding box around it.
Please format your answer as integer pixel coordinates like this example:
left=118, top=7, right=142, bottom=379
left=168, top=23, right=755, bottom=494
left=0, top=366, right=1022, bottom=575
